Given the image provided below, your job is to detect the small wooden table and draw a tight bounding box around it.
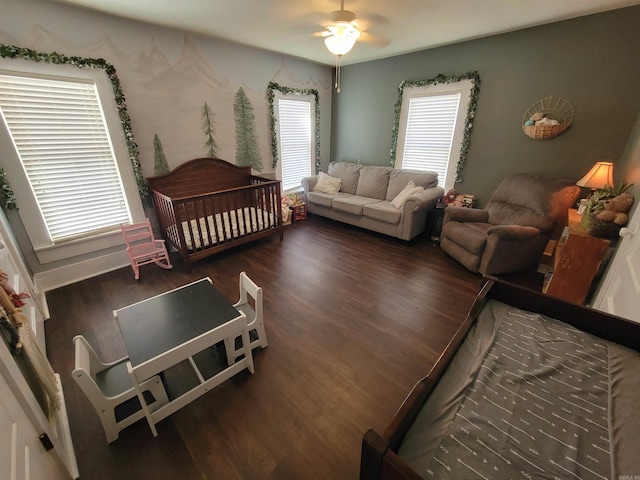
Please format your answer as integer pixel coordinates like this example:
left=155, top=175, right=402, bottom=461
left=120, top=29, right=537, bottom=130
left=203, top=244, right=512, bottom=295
left=545, top=210, right=611, bottom=305
left=114, top=278, right=254, bottom=436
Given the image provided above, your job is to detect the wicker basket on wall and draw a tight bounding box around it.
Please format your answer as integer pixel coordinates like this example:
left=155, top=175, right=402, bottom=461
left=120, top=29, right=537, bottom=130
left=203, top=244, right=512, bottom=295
left=522, top=96, right=574, bottom=140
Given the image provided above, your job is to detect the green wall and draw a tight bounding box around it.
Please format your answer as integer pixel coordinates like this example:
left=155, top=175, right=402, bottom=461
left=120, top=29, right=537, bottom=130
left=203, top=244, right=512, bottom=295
left=331, top=6, right=640, bottom=206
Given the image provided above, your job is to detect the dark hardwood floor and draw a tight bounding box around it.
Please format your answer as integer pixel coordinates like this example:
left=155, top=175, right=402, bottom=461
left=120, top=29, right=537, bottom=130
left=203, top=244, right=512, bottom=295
left=45, top=215, right=488, bottom=480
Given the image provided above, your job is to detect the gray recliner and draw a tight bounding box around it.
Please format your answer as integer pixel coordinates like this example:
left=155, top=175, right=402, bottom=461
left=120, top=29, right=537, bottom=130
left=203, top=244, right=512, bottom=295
left=440, top=173, right=580, bottom=275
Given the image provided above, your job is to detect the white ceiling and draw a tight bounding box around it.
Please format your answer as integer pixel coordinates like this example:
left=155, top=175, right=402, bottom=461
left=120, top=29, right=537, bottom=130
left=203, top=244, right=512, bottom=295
left=51, top=0, right=640, bottom=66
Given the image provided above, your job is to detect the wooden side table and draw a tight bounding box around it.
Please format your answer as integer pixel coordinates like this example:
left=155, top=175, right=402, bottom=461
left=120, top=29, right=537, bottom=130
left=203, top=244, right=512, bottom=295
left=429, top=202, right=447, bottom=243
left=545, top=209, right=611, bottom=305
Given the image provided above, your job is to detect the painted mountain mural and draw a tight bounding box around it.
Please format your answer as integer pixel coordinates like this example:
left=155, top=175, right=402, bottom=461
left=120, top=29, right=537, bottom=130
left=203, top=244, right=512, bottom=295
left=0, top=24, right=330, bottom=178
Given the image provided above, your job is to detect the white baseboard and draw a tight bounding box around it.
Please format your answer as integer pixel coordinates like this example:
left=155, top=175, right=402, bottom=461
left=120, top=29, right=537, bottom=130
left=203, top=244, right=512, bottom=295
left=34, top=250, right=129, bottom=293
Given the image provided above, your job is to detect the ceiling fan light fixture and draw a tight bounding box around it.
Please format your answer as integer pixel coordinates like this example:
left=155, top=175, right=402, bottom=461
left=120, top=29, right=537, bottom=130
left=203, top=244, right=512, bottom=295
left=324, top=23, right=361, bottom=56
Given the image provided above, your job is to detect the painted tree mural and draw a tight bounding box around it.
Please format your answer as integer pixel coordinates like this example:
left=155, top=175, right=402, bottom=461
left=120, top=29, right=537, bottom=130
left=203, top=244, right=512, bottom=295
left=152, top=133, right=170, bottom=176
left=233, top=87, right=263, bottom=171
left=201, top=102, right=217, bottom=158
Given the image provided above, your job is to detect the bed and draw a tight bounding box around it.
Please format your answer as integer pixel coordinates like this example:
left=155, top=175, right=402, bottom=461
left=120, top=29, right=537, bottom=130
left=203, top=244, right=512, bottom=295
left=360, top=277, right=640, bottom=480
left=147, top=158, right=283, bottom=271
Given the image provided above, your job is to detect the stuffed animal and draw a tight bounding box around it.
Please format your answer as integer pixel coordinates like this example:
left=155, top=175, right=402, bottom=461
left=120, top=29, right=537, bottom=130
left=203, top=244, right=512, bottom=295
left=595, top=193, right=634, bottom=225
left=535, top=117, right=560, bottom=126
left=442, top=188, right=458, bottom=205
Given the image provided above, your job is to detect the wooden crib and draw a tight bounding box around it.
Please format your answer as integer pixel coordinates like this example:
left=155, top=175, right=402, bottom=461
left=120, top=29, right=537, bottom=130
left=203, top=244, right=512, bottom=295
left=147, top=158, right=283, bottom=271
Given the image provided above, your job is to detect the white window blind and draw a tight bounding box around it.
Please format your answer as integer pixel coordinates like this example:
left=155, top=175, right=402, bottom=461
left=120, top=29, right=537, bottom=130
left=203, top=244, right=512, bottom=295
left=278, top=98, right=312, bottom=191
left=401, top=93, right=461, bottom=186
left=0, top=74, right=130, bottom=242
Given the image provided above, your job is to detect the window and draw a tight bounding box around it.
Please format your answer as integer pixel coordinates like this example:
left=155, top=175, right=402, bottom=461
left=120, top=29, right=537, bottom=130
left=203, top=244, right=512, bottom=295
left=276, top=96, right=314, bottom=191
left=0, top=59, right=145, bottom=264
left=0, top=74, right=130, bottom=242
left=267, top=83, right=319, bottom=192
left=394, top=77, right=476, bottom=191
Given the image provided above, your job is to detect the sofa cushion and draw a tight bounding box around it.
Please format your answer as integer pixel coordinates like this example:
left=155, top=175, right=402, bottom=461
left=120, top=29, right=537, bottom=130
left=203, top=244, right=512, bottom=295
left=313, top=172, right=342, bottom=194
left=307, top=191, right=349, bottom=208
left=386, top=169, right=439, bottom=201
left=328, top=162, right=362, bottom=195
left=363, top=201, right=402, bottom=224
left=390, top=181, right=424, bottom=209
left=332, top=195, right=381, bottom=215
left=442, top=221, right=492, bottom=255
left=356, top=166, right=391, bottom=200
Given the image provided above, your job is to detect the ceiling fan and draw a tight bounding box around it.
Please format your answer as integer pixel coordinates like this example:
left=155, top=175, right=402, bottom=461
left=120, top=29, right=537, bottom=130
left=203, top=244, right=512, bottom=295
left=318, top=0, right=390, bottom=56
left=322, top=1, right=361, bottom=56
left=317, top=0, right=389, bottom=91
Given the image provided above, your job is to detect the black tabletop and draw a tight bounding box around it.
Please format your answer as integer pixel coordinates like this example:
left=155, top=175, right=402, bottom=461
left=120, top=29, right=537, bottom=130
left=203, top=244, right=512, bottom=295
left=116, top=279, right=240, bottom=367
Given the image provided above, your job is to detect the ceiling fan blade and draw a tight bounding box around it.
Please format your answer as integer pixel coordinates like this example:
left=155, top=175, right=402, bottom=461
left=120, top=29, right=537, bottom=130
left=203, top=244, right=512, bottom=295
left=359, top=12, right=391, bottom=27
left=311, top=30, right=332, bottom=38
left=358, top=31, right=391, bottom=47
left=353, top=13, right=391, bottom=33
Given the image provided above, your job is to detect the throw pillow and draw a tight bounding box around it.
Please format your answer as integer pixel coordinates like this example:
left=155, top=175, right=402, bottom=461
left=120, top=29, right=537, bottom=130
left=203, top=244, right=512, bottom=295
left=391, top=181, right=423, bottom=209
left=328, top=161, right=361, bottom=194
left=313, top=172, right=342, bottom=195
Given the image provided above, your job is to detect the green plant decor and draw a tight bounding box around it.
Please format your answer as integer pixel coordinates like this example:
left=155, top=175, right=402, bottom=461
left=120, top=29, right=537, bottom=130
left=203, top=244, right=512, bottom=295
left=581, top=182, right=634, bottom=238
left=0, top=168, right=17, bottom=211
left=0, top=43, right=148, bottom=200
left=152, top=134, right=170, bottom=176
left=201, top=102, right=218, bottom=158
left=234, top=87, right=263, bottom=171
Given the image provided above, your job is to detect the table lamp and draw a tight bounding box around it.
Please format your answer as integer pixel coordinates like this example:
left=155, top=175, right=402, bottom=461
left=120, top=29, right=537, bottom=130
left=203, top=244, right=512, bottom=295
left=576, top=161, right=614, bottom=214
left=576, top=161, right=614, bottom=191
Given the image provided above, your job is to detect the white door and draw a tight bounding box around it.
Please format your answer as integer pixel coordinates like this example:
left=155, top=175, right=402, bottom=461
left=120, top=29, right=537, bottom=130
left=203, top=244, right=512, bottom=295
left=0, top=372, right=71, bottom=480
left=593, top=202, right=640, bottom=322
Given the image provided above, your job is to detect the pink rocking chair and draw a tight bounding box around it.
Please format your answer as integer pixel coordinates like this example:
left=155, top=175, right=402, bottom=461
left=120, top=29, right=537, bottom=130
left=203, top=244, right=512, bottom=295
left=121, top=219, right=173, bottom=280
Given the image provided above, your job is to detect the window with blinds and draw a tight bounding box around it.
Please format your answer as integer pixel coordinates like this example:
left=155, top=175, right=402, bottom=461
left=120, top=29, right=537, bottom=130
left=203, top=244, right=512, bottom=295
left=396, top=79, right=473, bottom=191
left=277, top=98, right=312, bottom=191
left=0, top=74, right=130, bottom=242
left=401, top=93, right=461, bottom=186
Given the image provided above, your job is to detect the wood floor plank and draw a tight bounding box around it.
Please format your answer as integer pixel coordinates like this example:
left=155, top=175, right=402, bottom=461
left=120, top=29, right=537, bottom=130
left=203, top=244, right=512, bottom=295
left=45, top=216, right=489, bottom=479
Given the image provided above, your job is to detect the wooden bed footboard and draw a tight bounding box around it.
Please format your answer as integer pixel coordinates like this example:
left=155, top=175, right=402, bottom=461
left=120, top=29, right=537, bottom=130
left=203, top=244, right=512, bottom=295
left=147, top=158, right=283, bottom=270
left=359, top=277, right=640, bottom=479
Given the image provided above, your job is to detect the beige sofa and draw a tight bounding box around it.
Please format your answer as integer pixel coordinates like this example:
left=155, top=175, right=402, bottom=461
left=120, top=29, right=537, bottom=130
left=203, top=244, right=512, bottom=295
left=302, top=161, right=444, bottom=241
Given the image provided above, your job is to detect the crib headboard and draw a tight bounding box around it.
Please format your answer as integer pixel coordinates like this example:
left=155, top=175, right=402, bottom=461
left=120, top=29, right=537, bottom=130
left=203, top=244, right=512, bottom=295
left=147, top=158, right=253, bottom=198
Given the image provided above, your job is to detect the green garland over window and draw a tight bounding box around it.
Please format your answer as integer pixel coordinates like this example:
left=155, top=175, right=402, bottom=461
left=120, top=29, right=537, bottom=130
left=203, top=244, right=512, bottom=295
left=390, top=71, right=480, bottom=184
left=0, top=43, right=148, bottom=199
left=267, top=82, right=321, bottom=173
left=0, top=167, right=17, bottom=211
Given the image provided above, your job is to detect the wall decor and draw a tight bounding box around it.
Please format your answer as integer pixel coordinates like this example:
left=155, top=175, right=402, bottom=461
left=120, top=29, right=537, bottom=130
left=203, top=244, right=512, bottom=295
left=522, top=96, right=574, bottom=140
left=234, top=87, right=263, bottom=171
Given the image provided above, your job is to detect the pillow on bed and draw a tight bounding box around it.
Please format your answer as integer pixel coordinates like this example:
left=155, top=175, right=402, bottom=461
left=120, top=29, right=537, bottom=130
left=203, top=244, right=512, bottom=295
left=391, top=181, right=423, bottom=209
left=313, top=172, right=342, bottom=195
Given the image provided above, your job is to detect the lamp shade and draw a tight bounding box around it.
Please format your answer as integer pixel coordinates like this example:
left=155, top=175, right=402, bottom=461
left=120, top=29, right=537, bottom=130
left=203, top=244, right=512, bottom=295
left=324, top=23, right=360, bottom=56
left=577, top=161, right=614, bottom=190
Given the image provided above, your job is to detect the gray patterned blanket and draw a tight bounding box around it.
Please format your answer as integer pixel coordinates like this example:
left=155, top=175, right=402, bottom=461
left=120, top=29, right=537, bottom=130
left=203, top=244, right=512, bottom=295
left=398, top=300, right=640, bottom=480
